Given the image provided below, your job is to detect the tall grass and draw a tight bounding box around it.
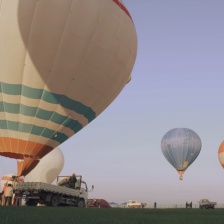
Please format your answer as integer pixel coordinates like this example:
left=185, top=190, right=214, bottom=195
left=0, top=207, right=224, bottom=224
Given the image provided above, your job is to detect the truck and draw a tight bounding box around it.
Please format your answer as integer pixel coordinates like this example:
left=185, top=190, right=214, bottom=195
left=199, top=199, right=217, bottom=209
left=126, top=200, right=146, bottom=208
left=13, top=175, right=93, bottom=207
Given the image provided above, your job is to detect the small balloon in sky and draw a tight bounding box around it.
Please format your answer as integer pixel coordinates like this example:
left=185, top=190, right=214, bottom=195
left=161, top=128, right=201, bottom=180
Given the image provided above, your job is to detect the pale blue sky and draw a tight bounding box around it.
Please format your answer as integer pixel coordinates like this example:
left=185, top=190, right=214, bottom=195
left=1, top=0, right=224, bottom=205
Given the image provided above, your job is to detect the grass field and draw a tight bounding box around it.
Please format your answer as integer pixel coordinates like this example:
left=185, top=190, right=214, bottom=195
left=0, top=207, right=224, bottom=224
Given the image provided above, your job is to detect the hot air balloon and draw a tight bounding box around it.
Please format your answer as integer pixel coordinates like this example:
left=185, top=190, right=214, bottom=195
left=25, top=147, right=64, bottom=183
left=218, top=141, right=224, bottom=169
left=0, top=0, right=137, bottom=176
left=161, top=128, right=201, bottom=180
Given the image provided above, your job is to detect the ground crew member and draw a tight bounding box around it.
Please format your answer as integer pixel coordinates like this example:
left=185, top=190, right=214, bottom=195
left=0, top=192, right=2, bottom=205
left=4, top=182, right=13, bottom=206
left=68, top=173, right=77, bottom=189
left=12, top=176, right=24, bottom=206
left=1, top=182, right=7, bottom=206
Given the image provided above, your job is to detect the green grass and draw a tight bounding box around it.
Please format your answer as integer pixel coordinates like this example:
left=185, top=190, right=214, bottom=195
left=0, top=207, right=224, bottom=224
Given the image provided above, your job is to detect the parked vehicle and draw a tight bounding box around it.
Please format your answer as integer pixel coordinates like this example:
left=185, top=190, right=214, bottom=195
left=13, top=175, right=93, bottom=207
left=199, top=199, right=217, bottom=209
left=126, top=200, right=146, bottom=208
left=87, top=199, right=111, bottom=208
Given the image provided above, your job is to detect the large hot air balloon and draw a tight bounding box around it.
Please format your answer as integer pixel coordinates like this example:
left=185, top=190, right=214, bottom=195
left=25, top=147, right=64, bottom=183
left=0, top=0, right=137, bottom=176
left=161, top=128, right=201, bottom=180
left=218, top=141, right=224, bottom=169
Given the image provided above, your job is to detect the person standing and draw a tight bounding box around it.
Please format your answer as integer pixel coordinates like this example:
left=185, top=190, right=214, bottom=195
left=0, top=192, right=2, bottom=205
left=69, top=173, right=77, bottom=189
left=12, top=177, right=24, bottom=206
left=154, top=202, right=157, bottom=209
left=4, top=182, right=13, bottom=206
left=1, top=183, right=7, bottom=206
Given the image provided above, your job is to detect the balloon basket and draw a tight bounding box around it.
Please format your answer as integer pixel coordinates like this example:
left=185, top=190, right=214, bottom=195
left=179, top=175, right=183, bottom=180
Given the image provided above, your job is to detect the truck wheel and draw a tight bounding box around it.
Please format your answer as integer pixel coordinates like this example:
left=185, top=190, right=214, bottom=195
left=77, top=199, right=85, bottom=208
left=51, top=195, right=60, bottom=206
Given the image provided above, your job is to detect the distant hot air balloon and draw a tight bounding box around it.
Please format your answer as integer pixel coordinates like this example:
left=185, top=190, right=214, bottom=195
left=25, top=147, right=64, bottom=183
left=0, top=0, right=137, bottom=176
left=218, top=141, right=224, bottom=169
left=161, top=128, right=201, bottom=180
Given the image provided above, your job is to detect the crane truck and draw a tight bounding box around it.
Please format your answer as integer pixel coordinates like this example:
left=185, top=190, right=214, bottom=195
left=13, top=175, right=93, bottom=207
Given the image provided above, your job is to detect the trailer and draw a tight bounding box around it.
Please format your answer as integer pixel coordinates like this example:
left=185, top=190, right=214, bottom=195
left=13, top=175, right=93, bottom=207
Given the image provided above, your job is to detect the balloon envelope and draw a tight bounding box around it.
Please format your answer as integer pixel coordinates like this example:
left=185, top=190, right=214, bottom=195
left=218, top=141, right=224, bottom=169
left=161, top=128, right=201, bottom=179
left=0, top=0, right=137, bottom=176
left=25, top=147, right=64, bottom=183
